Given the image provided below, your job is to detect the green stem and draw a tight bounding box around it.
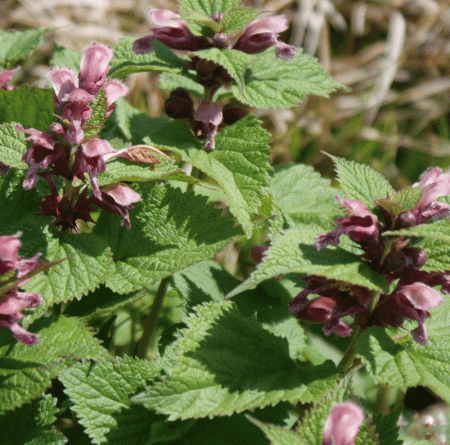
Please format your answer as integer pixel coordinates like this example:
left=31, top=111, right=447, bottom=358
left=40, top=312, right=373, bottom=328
left=135, top=277, right=170, bottom=359
left=337, top=325, right=361, bottom=372
left=369, top=290, right=381, bottom=314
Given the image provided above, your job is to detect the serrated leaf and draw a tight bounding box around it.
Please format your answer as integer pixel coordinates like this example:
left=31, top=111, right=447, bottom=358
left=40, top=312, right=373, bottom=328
left=417, top=237, right=450, bottom=272
left=109, top=38, right=186, bottom=78
left=330, top=155, right=396, bottom=209
left=227, top=226, right=388, bottom=299
left=0, top=87, right=55, bottom=132
left=179, top=0, right=241, bottom=15
left=83, top=89, right=107, bottom=137
left=0, top=122, right=27, bottom=169
left=355, top=298, right=450, bottom=403
left=61, top=356, right=192, bottom=445
left=0, top=394, right=67, bottom=445
left=384, top=218, right=450, bottom=243
left=221, top=8, right=260, bottom=35
left=247, top=416, right=307, bottom=445
left=182, top=11, right=222, bottom=35
left=231, top=47, right=342, bottom=108
left=158, top=71, right=204, bottom=97
left=50, top=42, right=82, bottom=72
left=144, top=114, right=271, bottom=237
left=195, top=47, right=256, bottom=91
left=393, top=186, right=423, bottom=211
left=94, top=183, right=240, bottom=294
left=131, top=301, right=338, bottom=420
left=373, top=409, right=403, bottom=445
left=0, top=28, right=49, bottom=68
left=98, top=153, right=179, bottom=185
left=24, top=231, right=114, bottom=318
left=0, top=315, right=108, bottom=413
left=270, top=164, right=341, bottom=228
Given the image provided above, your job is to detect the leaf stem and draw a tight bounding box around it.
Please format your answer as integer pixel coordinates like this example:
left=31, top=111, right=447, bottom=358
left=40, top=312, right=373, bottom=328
left=135, top=276, right=170, bottom=359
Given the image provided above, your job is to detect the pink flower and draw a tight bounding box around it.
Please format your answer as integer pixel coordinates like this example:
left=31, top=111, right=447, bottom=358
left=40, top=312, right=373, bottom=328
left=322, top=402, right=364, bottom=445
left=0, top=67, right=20, bottom=90
left=194, top=99, right=223, bottom=151
left=0, top=233, right=42, bottom=346
left=132, top=8, right=209, bottom=54
left=78, top=43, right=113, bottom=95
left=233, top=16, right=296, bottom=60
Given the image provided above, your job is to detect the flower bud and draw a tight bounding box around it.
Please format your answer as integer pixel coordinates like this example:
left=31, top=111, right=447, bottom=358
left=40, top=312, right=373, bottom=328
left=211, top=12, right=223, bottom=22
left=322, top=402, right=364, bottom=445
left=213, top=32, right=231, bottom=49
left=164, top=88, right=194, bottom=119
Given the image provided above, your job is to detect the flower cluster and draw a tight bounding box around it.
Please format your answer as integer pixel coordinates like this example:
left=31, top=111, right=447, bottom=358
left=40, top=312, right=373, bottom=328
left=17, top=44, right=140, bottom=230
left=322, top=402, right=364, bottom=445
left=132, top=8, right=296, bottom=150
left=0, top=233, right=42, bottom=346
left=289, top=167, right=450, bottom=345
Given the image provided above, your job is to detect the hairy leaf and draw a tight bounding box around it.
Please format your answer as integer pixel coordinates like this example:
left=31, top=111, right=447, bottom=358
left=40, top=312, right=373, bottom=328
left=0, top=123, right=27, bottom=169
left=50, top=43, right=82, bottom=72
left=180, top=0, right=241, bottom=15
left=221, top=8, right=260, bottom=35
left=132, top=301, right=338, bottom=420
left=385, top=218, right=450, bottom=243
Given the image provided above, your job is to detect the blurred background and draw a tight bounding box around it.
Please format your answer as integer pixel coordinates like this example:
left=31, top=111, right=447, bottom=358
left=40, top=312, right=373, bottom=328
left=2, top=0, right=450, bottom=188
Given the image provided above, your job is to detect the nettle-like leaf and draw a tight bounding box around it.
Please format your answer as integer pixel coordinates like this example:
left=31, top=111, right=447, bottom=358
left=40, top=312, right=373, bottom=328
left=179, top=0, right=241, bottom=15
left=227, top=226, right=388, bottom=299
left=109, top=38, right=186, bottom=78
left=355, top=296, right=450, bottom=403
left=373, top=409, right=403, bottom=445
left=194, top=47, right=256, bottom=91
left=247, top=416, right=307, bottom=445
left=385, top=218, right=450, bottom=243
left=159, top=71, right=204, bottom=97
left=417, top=237, right=450, bottom=272
left=83, top=89, right=107, bottom=137
left=0, top=122, right=27, bottom=169
left=131, top=300, right=338, bottom=420
left=50, top=43, right=82, bottom=72
left=392, top=186, right=423, bottom=212
left=0, top=28, right=49, bottom=68
left=145, top=114, right=271, bottom=237
left=0, top=394, right=67, bottom=445
left=220, top=8, right=260, bottom=35
left=0, top=86, right=55, bottom=132
left=24, top=230, right=114, bottom=319
left=0, top=315, right=108, bottom=413
left=60, top=357, right=193, bottom=445
left=170, top=260, right=307, bottom=361
left=270, top=164, right=341, bottom=228
left=231, top=47, right=342, bottom=108
left=94, top=182, right=241, bottom=294
left=330, top=155, right=395, bottom=210
left=182, top=11, right=222, bottom=36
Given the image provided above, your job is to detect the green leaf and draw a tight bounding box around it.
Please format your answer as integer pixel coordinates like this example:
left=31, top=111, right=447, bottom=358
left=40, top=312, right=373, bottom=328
left=182, top=11, right=222, bottom=35
left=270, top=164, right=341, bottom=228
left=231, top=48, right=342, bottom=108
left=179, top=0, right=241, bottom=15
left=83, top=89, right=107, bottom=137
left=247, top=416, right=307, bottom=445
left=0, top=394, right=67, bottom=445
left=355, top=298, right=450, bottom=403
left=109, top=38, right=186, bottom=78
left=418, top=237, right=450, bottom=272
left=373, top=409, right=403, bottom=445
left=94, top=183, right=241, bottom=294
left=0, top=87, right=55, bottom=132
left=221, top=8, right=260, bottom=35
left=0, top=122, right=27, bottom=169
left=392, top=186, right=423, bottom=212
left=330, top=155, right=395, bottom=209
left=132, top=301, right=338, bottom=420
left=384, top=218, right=450, bottom=243
left=0, top=28, right=49, bottom=68
left=227, top=226, right=388, bottom=299
left=61, top=357, right=192, bottom=445
left=195, top=47, right=256, bottom=91
left=98, top=153, right=180, bottom=185
left=49, top=43, right=82, bottom=72
left=158, top=71, right=204, bottom=97
left=144, top=114, right=271, bottom=237
left=24, top=230, right=114, bottom=319
left=0, top=315, right=108, bottom=413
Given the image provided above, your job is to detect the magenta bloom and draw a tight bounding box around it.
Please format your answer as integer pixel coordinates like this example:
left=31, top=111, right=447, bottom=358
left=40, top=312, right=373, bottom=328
left=0, top=233, right=42, bottom=346
left=233, top=16, right=296, bottom=60
left=0, top=67, right=20, bottom=91
left=194, top=99, right=223, bottom=151
left=322, top=402, right=364, bottom=445
left=132, top=8, right=209, bottom=54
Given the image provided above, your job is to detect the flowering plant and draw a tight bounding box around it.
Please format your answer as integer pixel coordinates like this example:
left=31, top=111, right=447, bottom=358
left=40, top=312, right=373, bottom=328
left=1, top=0, right=450, bottom=444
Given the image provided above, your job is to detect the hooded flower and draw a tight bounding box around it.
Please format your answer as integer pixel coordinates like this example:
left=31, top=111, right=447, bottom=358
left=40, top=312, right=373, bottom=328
left=194, top=99, right=223, bottom=151
left=233, top=15, right=297, bottom=60
left=0, top=233, right=42, bottom=346
left=322, top=402, right=364, bottom=445
left=132, top=8, right=209, bottom=54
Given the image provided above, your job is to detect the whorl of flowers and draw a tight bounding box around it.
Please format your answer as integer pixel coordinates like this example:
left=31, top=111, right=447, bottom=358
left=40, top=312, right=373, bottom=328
left=17, top=43, right=140, bottom=230
left=289, top=167, right=450, bottom=345
left=0, top=233, right=42, bottom=346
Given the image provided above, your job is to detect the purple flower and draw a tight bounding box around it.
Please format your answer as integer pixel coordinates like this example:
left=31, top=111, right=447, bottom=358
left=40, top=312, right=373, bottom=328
left=78, top=43, right=113, bottom=95
left=322, top=402, right=364, bottom=445
left=0, top=67, right=20, bottom=91
left=194, top=99, right=223, bottom=151
left=233, top=16, right=296, bottom=60
left=0, top=233, right=42, bottom=346
left=132, top=8, right=209, bottom=54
